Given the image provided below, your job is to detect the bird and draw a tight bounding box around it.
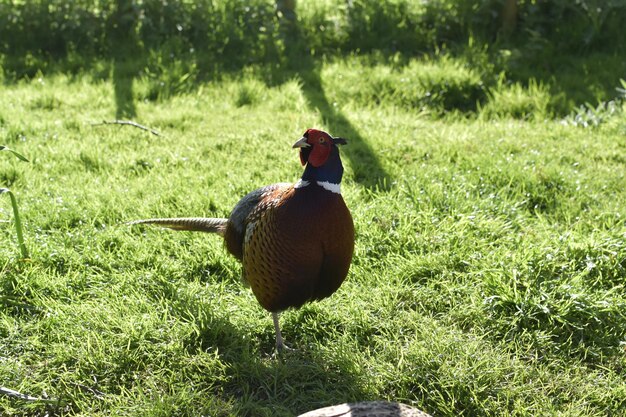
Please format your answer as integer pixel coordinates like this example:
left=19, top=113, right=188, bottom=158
left=129, top=129, right=355, bottom=351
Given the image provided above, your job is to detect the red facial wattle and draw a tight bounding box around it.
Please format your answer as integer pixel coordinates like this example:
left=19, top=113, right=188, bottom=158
left=301, top=129, right=333, bottom=167
left=307, top=142, right=331, bottom=167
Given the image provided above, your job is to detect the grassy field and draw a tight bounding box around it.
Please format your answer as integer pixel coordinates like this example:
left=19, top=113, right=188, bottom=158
left=1, top=52, right=626, bottom=417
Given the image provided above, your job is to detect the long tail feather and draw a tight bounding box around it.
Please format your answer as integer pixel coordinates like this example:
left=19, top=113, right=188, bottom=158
left=128, top=217, right=228, bottom=236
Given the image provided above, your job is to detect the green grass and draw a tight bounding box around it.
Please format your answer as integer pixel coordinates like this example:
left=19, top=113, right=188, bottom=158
left=1, top=56, right=626, bottom=417
left=3, top=0, right=626, bottom=114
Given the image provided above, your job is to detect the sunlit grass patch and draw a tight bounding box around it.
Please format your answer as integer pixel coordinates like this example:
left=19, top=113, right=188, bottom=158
left=0, top=59, right=625, bottom=416
left=480, top=78, right=551, bottom=120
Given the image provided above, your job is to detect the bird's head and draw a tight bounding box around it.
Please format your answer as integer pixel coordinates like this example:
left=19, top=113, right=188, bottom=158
left=292, top=128, right=347, bottom=167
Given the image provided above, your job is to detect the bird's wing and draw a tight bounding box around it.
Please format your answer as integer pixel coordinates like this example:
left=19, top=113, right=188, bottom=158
left=228, top=183, right=292, bottom=236
left=223, top=182, right=292, bottom=261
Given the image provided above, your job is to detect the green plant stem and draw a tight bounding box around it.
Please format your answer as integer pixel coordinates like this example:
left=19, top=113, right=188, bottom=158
left=1, top=189, right=29, bottom=259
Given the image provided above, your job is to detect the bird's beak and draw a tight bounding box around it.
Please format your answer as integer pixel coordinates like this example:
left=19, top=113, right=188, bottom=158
left=292, top=137, right=310, bottom=148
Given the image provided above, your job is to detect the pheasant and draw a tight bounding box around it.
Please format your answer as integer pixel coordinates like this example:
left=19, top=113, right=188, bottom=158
left=130, top=129, right=355, bottom=350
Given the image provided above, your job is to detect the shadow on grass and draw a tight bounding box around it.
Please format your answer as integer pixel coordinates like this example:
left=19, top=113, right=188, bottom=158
left=109, top=0, right=142, bottom=119
left=112, top=59, right=137, bottom=119
left=196, top=326, right=368, bottom=416
left=298, top=69, right=390, bottom=190
left=260, top=13, right=392, bottom=191
left=140, top=255, right=369, bottom=416
left=172, top=297, right=368, bottom=415
left=226, top=348, right=368, bottom=416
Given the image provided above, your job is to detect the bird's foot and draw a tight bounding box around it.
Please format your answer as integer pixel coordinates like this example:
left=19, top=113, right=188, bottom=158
left=276, top=341, right=295, bottom=353
left=271, top=342, right=295, bottom=359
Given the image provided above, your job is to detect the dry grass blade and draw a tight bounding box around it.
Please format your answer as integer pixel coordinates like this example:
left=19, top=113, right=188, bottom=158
left=0, top=386, right=58, bottom=403
left=91, top=120, right=161, bottom=136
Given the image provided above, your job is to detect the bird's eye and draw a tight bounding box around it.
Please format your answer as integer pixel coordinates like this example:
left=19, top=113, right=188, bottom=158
left=319, top=137, right=326, bottom=144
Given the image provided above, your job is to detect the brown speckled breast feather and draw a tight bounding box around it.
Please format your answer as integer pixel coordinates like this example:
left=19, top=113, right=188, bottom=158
left=224, top=183, right=354, bottom=312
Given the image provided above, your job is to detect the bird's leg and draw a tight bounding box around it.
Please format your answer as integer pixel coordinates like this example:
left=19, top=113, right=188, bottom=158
left=272, top=312, right=285, bottom=350
left=272, top=312, right=291, bottom=352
